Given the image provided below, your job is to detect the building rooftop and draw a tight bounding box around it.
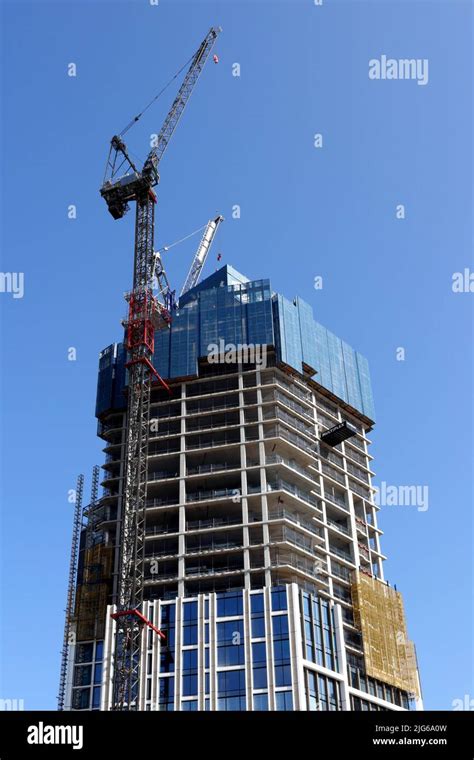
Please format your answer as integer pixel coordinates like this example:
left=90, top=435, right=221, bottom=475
left=96, top=266, right=375, bottom=423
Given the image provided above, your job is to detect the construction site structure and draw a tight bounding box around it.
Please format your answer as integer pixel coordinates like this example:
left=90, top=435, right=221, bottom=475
left=61, top=26, right=423, bottom=714
left=100, top=27, right=221, bottom=710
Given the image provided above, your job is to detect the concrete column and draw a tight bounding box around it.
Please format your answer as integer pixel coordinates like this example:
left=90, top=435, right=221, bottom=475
left=288, top=583, right=306, bottom=710
left=178, top=385, right=186, bottom=595
left=174, top=597, right=183, bottom=710
left=264, top=586, right=276, bottom=710
left=151, top=600, right=160, bottom=711
left=101, top=604, right=116, bottom=711
left=209, top=593, right=217, bottom=710
left=198, top=594, right=205, bottom=710
left=243, top=588, right=252, bottom=709
left=334, top=603, right=351, bottom=710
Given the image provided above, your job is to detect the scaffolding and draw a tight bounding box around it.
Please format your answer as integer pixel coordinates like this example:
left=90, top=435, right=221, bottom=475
left=85, top=464, right=100, bottom=550
left=351, top=572, right=420, bottom=698
left=74, top=543, right=113, bottom=641
left=57, top=474, right=84, bottom=710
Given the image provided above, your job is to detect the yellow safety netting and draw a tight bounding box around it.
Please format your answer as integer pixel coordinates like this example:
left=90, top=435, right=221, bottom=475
left=351, top=572, right=420, bottom=697
left=74, top=544, right=113, bottom=641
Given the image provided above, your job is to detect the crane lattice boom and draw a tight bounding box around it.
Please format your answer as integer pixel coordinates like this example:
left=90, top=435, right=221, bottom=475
left=180, top=215, right=224, bottom=297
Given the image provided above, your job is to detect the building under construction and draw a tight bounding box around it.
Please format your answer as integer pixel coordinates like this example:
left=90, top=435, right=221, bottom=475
left=59, top=27, right=422, bottom=712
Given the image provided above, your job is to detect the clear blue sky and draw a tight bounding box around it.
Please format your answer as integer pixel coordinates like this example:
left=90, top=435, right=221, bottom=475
left=0, top=0, right=472, bottom=710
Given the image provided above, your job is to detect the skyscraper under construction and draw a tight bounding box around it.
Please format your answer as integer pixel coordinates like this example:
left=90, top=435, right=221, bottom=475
left=59, top=25, right=422, bottom=714
left=62, top=264, right=422, bottom=712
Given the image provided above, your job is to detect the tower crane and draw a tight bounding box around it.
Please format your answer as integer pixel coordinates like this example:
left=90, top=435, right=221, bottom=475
left=100, top=26, right=221, bottom=711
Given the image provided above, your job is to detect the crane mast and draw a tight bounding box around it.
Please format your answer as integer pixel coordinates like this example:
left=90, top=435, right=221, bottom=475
left=100, top=27, right=221, bottom=710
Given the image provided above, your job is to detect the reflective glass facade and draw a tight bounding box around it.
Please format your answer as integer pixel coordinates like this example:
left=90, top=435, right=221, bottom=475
left=274, top=294, right=375, bottom=420
left=95, top=266, right=375, bottom=421
left=100, top=584, right=350, bottom=711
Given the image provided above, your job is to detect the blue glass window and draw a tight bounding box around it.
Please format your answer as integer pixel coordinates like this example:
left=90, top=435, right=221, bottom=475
left=253, top=666, right=268, bottom=689
left=75, top=643, right=93, bottom=664
left=306, top=670, right=342, bottom=711
left=342, top=341, right=363, bottom=412
left=218, top=696, right=246, bottom=710
left=95, top=641, right=104, bottom=662
left=182, top=649, right=198, bottom=697
left=250, top=593, right=265, bottom=639
left=182, top=649, right=198, bottom=671
left=275, top=664, right=292, bottom=687
left=321, top=602, right=330, bottom=627
left=159, top=677, right=174, bottom=711
left=217, top=620, right=243, bottom=642
left=183, top=602, right=198, bottom=622
left=217, top=620, right=244, bottom=666
left=160, top=603, right=176, bottom=649
left=252, top=642, right=266, bottom=664
left=73, top=665, right=91, bottom=687
left=218, top=669, right=246, bottom=697
left=313, top=600, right=321, bottom=624
left=303, top=593, right=339, bottom=672
left=275, top=691, right=293, bottom=711
left=182, top=700, right=198, bottom=711
left=273, top=638, right=290, bottom=662
left=183, top=649, right=197, bottom=673
left=328, top=679, right=338, bottom=710
left=250, top=593, right=264, bottom=614
left=272, top=615, right=289, bottom=638
left=307, top=672, right=318, bottom=711
left=183, top=625, right=198, bottom=646
left=72, top=688, right=90, bottom=710
left=182, top=675, right=198, bottom=697
left=253, top=693, right=268, bottom=711
left=275, top=296, right=303, bottom=371
left=251, top=615, right=265, bottom=638
left=217, top=667, right=247, bottom=710
left=217, top=592, right=243, bottom=618
left=319, top=675, right=328, bottom=709
left=161, top=604, right=175, bottom=625
left=218, top=646, right=244, bottom=667
left=303, top=594, right=311, bottom=617
left=271, top=587, right=287, bottom=611
left=273, top=612, right=291, bottom=687
left=92, top=686, right=101, bottom=709
left=160, top=649, right=175, bottom=673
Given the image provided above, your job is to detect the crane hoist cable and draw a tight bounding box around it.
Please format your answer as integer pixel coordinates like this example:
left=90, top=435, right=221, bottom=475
left=119, top=53, right=195, bottom=137
left=156, top=222, right=208, bottom=254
